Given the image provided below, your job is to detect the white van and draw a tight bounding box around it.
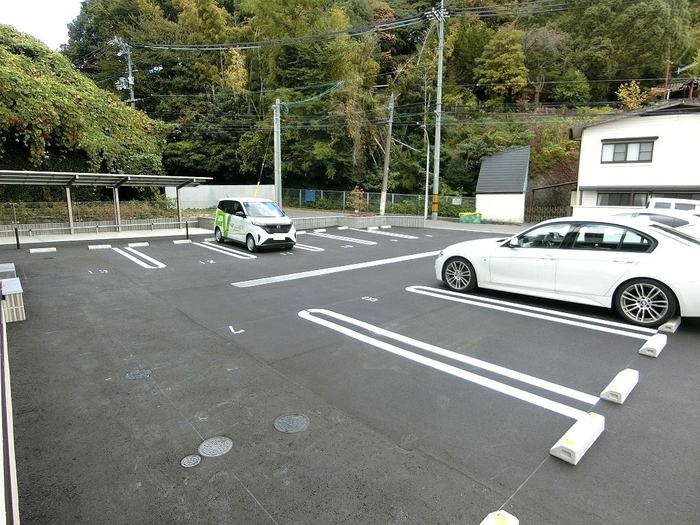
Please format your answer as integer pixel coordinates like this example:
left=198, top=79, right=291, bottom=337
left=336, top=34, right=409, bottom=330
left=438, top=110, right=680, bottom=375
left=214, top=197, right=296, bottom=252
left=646, top=197, right=700, bottom=213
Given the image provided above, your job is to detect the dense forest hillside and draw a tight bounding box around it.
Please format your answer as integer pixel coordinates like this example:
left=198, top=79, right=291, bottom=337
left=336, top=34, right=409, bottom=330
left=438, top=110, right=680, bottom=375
left=2, top=0, right=699, bottom=203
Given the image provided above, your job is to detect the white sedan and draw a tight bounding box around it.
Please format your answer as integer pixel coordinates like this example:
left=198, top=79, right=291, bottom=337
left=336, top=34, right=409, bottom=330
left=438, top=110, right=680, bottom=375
left=434, top=216, right=700, bottom=327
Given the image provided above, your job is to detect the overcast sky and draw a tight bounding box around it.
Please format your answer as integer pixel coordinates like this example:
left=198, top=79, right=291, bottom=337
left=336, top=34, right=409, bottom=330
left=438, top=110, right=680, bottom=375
left=2, top=0, right=83, bottom=50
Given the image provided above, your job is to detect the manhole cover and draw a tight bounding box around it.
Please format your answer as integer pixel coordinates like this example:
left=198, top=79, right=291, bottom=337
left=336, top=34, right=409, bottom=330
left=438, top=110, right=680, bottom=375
left=123, top=368, right=152, bottom=380
left=274, top=413, right=309, bottom=433
left=180, top=454, right=201, bottom=468
left=198, top=436, right=233, bottom=457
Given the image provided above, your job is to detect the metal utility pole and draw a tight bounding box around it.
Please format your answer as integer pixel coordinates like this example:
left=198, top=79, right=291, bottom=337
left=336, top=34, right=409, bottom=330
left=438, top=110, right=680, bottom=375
left=273, top=99, right=282, bottom=206
left=113, top=37, right=136, bottom=108
left=380, top=92, right=395, bottom=216
left=425, top=1, right=449, bottom=220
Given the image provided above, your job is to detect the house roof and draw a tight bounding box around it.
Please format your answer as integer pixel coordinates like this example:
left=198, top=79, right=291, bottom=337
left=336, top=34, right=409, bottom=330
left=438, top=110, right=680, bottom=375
left=475, top=145, right=530, bottom=194
left=569, top=98, right=700, bottom=140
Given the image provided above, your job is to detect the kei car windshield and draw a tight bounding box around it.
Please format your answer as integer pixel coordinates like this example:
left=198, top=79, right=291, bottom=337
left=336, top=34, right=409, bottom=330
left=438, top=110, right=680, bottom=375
left=244, top=201, right=285, bottom=218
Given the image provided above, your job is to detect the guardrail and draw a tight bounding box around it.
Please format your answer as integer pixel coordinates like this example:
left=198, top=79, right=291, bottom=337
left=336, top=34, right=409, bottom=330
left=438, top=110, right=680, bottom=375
left=0, top=282, right=20, bottom=523
left=0, top=218, right=190, bottom=238
left=7, top=220, right=197, bottom=249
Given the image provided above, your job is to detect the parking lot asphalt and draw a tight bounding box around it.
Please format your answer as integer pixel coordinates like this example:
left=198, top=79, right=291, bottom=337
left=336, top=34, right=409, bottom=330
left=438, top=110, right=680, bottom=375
left=2, top=216, right=699, bottom=525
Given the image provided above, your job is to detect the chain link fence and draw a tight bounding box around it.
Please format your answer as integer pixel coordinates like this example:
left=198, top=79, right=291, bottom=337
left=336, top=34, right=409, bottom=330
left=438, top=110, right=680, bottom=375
left=282, top=189, right=476, bottom=217
left=0, top=200, right=184, bottom=224
left=0, top=190, right=477, bottom=226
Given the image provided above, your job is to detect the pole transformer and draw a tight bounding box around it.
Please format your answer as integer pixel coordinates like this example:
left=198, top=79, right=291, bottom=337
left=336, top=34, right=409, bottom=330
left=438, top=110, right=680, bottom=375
left=112, top=37, right=136, bottom=108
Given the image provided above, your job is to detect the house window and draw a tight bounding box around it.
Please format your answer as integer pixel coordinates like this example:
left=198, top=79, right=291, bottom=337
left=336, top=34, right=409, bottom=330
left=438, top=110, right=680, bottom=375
left=601, top=139, right=655, bottom=163
left=597, top=193, right=648, bottom=206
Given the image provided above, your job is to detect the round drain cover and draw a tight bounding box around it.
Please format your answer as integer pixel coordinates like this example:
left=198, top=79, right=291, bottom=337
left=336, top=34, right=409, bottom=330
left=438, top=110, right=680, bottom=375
left=274, top=413, right=309, bottom=433
left=123, top=368, right=152, bottom=380
left=198, top=436, right=233, bottom=457
left=180, top=454, right=201, bottom=468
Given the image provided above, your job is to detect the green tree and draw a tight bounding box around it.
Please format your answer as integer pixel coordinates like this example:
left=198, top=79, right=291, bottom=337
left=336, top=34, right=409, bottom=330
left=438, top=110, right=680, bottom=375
left=690, top=49, right=700, bottom=76
left=0, top=26, right=166, bottom=175
left=616, top=80, right=646, bottom=110
left=474, top=26, right=528, bottom=104
left=444, top=16, right=493, bottom=101
left=522, top=27, right=570, bottom=104
left=557, top=0, right=691, bottom=100
left=236, top=0, right=382, bottom=189
left=550, top=69, right=591, bottom=103
left=441, top=120, right=534, bottom=194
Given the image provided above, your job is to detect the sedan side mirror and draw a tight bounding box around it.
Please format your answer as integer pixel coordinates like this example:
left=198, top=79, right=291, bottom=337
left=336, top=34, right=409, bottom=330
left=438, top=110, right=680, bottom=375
left=507, top=237, right=520, bottom=248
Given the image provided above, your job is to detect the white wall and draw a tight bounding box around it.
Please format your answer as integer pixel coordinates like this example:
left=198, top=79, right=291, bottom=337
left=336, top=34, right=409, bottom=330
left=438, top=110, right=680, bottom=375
left=577, top=113, right=699, bottom=191
left=165, top=185, right=275, bottom=209
left=476, top=193, right=525, bottom=223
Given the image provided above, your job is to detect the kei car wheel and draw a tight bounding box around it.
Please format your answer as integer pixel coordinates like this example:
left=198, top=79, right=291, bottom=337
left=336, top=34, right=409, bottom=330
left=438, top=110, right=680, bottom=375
left=442, top=257, right=477, bottom=292
left=214, top=227, right=224, bottom=243
left=246, top=234, right=258, bottom=253
left=614, top=278, right=677, bottom=327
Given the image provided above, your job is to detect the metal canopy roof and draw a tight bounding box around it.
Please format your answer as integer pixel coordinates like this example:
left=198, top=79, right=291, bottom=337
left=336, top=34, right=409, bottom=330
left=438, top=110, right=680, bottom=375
left=0, top=170, right=212, bottom=188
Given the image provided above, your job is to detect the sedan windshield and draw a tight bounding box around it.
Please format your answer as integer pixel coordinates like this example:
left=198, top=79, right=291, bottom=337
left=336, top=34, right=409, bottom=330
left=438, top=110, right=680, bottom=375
left=243, top=201, right=285, bottom=218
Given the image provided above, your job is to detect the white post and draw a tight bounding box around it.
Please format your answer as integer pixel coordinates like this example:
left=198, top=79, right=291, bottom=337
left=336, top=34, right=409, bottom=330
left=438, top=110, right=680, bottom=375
left=380, top=92, right=395, bottom=216
left=422, top=124, right=431, bottom=219
left=273, top=99, right=282, bottom=206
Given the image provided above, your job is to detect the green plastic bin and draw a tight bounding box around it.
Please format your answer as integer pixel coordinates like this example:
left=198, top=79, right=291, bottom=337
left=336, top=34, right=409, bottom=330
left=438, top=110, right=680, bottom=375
left=458, top=212, right=482, bottom=224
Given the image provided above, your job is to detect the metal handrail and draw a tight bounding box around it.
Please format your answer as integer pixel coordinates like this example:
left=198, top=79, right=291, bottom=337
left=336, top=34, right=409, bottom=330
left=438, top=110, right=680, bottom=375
left=0, top=282, right=20, bottom=523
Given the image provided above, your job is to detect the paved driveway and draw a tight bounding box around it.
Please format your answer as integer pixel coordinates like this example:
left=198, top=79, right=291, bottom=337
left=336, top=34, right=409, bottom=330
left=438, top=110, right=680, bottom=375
left=2, top=225, right=699, bottom=524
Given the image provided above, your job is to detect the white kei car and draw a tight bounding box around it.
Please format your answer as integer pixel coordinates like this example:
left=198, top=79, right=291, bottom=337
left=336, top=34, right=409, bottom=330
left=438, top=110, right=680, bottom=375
left=214, top=197, right=296, bottom=252
left=434, top=216, right=700, bottom=327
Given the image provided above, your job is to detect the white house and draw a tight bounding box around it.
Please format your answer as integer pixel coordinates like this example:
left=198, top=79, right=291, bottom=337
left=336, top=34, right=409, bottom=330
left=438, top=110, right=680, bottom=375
left=569, top=99, right=700, bottom=218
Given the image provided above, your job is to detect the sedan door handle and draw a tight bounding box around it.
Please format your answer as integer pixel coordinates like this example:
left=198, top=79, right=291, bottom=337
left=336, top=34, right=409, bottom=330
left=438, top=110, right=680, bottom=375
left=540, top=254, right=557, bottom=260
left=613, top=258, right=635, bottom=264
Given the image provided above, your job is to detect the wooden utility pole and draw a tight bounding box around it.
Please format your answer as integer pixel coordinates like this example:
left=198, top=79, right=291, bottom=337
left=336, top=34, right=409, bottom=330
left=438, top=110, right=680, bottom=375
left=664, top=60, right=672, bottom=101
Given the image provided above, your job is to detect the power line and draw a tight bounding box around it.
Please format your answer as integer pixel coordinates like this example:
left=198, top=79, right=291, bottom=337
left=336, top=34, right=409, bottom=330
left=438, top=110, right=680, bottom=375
left=124, top=0, right=568, bottom=52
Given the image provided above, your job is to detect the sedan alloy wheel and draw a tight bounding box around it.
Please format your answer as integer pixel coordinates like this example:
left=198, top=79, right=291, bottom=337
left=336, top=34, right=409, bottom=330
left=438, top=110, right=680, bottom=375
left=615, top=279, right=677, bottom=327
left=443, top=257, right=477, bottom=292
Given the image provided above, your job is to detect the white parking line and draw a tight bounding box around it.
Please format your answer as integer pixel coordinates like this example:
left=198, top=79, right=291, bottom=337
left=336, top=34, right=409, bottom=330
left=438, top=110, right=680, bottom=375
left=232, top=251, right=439, bottom=288
left=406, top=286, right=655, bottom=340
left=348, top=228, right=419, bottom=239
left=112, top=247, right=167, bottom=269
left=124, top=247, right=167, bottom=268
left=293, top=243, right=325, bottom=252
left=194, top=242, right=257, bottom=259
left=299, top=308, right=589, bottom=420
left=309, top=231, right=377, bottom=245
